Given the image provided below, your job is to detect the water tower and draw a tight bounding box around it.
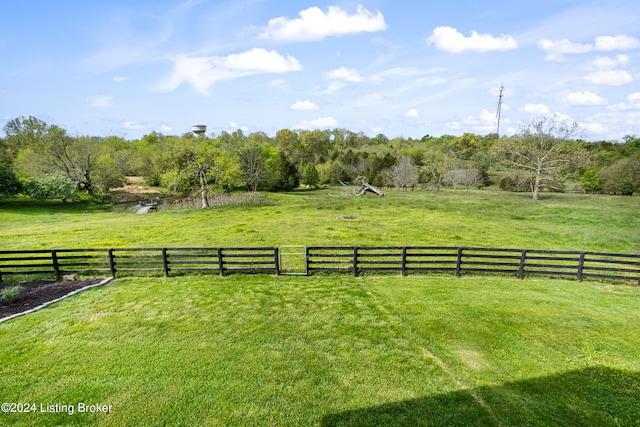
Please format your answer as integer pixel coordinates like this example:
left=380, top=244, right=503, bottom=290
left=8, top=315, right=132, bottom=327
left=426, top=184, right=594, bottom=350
left=191, top=124, right=207, bottom=137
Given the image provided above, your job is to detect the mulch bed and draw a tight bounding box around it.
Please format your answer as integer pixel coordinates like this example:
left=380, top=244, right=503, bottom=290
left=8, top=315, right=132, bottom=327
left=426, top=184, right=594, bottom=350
left=0, top=279, right=103, bottom=319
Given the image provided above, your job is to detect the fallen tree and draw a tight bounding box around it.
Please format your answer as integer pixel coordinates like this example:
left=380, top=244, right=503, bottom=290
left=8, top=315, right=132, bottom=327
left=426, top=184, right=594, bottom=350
left=356, top=180, right=384, bottom=196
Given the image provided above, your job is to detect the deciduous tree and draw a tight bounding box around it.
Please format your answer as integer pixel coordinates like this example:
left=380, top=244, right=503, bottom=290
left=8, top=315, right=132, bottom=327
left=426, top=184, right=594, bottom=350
left=493, top=115, right=588, bottom=200
left=0, top=162, right=22, bottom=197
left=387, top=156, right=419, bottom=191
left=239, top=143, right=267, bottom=192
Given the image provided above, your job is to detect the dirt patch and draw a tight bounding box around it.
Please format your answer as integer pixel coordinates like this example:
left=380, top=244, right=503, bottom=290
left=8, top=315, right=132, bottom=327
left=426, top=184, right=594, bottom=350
left=457, top=349, right=486, bottom=370
left=110, top=176, right=166, bottom=203
left=0, top=279, right=103, bottom=319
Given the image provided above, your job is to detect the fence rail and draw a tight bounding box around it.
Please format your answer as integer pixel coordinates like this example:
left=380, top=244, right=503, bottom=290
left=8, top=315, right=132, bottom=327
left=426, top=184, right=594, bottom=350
left=0, top=246, right=639, bottom=285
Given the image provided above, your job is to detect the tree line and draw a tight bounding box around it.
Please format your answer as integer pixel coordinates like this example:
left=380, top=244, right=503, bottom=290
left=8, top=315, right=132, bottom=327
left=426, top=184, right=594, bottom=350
left=0, top=115, right=639, bottom=203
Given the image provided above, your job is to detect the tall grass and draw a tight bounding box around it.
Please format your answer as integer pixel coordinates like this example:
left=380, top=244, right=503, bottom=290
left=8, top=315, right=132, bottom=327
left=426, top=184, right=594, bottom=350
left=0, top=189, right=638, bottom=253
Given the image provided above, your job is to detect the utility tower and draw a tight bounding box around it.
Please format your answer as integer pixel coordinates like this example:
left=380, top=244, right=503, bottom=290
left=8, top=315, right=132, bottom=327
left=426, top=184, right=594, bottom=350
left=495, top=84, right=504, bottom=139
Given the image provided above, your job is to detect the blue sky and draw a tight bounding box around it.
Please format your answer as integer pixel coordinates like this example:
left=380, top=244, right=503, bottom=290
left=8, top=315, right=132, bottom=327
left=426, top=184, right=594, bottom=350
left=1, top=0, right=639, bottom=141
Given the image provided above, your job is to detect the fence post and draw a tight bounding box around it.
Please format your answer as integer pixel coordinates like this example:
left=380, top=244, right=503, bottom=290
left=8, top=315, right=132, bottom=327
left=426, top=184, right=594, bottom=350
left=161, top=248, right=169, bottom=278
left=353, top=247, right=359, bottom=277
left=217, top=248, right=225, bottom=276
left=305, top=247, right=310, bottom=276
left=51, top=250, right=61, bottom=280
left=274, top=247, right=280, bottom=276
left=401, top=247, right=407, bottom=276
left=577, top=252, right=586, bottom=282
left=108, top=249, right=116, bottom=278
left=518, top=249, right=527, bottom=279
left=455, top=248, right=463, bottom=277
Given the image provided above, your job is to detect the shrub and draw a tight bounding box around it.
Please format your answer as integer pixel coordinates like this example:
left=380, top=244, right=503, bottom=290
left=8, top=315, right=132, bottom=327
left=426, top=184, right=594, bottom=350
left=27, top=173, right=79, bottom=203
left=0, top=285, right=25, bottom=304
left=0, top=162, right=23, bottom=198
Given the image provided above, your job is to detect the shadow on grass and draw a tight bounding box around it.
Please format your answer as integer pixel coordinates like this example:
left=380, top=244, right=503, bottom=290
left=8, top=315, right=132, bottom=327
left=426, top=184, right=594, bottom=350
left=322, top=367, right=640, bottom=426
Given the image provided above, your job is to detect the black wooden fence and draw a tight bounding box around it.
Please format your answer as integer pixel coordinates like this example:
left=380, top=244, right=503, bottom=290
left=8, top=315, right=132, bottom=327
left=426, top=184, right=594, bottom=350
left=0, top=246, right=639, bottom=284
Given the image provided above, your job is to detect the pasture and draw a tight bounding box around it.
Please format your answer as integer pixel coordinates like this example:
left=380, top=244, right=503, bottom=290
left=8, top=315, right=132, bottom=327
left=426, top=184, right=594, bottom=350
left=0, top=188, right=639, bottom=426
left=0, top=188, right=638, bottom=252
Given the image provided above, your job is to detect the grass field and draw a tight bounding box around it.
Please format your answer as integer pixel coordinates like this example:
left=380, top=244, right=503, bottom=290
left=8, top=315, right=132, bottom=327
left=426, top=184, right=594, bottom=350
left=0, top=188, right=639, bottom=253
left=0, top=189, right=639, bottom=426
left=0, top=275, right=639, bottom=426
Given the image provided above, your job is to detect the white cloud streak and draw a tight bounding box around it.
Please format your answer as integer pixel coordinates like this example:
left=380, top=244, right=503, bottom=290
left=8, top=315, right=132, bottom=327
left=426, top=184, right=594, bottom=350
left=323, top=67, right=364, bottom=82
left=89, top=95, right=113, bottom=108
left=425, top=26, right=518, bottom=53
left=560, top=91, right=607, bottom=106
left=290, top=100, right=319, bottom=111
left=538, top=35, right=640, bottom=61
left=520, top=104, right=551, bottom=115
left=584, top=70, right=634, bottom=86
left=258, top=5, right=386, bottom=42
left=157, top=48, right=302, bottom=94
left=294, top=117, right=338, bottom=130
left=589, top=54, right=629, bottom=69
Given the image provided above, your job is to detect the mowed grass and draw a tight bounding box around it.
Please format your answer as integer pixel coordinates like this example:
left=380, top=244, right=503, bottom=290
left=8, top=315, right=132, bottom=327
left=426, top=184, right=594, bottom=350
left=1, top=190, right=639, bottom=425
left=0, top=189, right=639, bottom=253
left=0, top=275, right=639, bottom=426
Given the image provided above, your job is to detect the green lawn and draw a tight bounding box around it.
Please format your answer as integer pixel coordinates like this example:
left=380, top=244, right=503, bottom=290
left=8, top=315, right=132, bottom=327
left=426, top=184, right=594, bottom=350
left=0, top=275, right=638, bottom=426
left=0, top=189, right=639, bottom=253
left=1, top=189, right=639, bottom=426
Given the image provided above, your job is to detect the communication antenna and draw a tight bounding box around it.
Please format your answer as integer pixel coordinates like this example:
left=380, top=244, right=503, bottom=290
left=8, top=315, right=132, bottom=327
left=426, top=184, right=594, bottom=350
left=495, top=84, right=504, bottom=139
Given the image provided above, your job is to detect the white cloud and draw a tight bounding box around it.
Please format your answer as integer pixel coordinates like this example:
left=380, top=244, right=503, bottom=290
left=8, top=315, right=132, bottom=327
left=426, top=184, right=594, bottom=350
left=579, top=121, right=607, bottom=135
left=538, top=35, right=640, bottom=61
left=520, top=104, right=551, bottom=115
left=89, top=95, right=113, bottom=108
left=258, top=5, right=386, bottom=42
left=560, top=91, right=607, bottom=106
left=229, top=121, right=249, bottom=132
left=404, top=109, right=419, bottom=118
left=628, top=92, right=640, bottom=104
left=584, top=70, right=633, bottom=86
left=609, top=92, right=640, bottom=111
left=537, top=38, right=592, bottom=61
left=123, top=121, right=151, bottom=131
left=323, top=67, right=364, bottom=82
left=158, top=48, right=302, bottom=94
left=290, top=100, right=319, bottom=110
left=594, top=35, right=640, bottom=51
left=313, top=80, right=347, bottom=95
left=462, top=109, right=506, bottom=130
left=159, top=124, right=173, bottom=133
left=112, top=76, right=128, bottom=83
left=425, top=26, right=518, bottom=53
left=479, top=108, right=495, bottom=123
left=589, top=54, right=629, bottom=69
left=294, top=117, right=338, bottom=130
left=368, top=92, right=384, bottom=101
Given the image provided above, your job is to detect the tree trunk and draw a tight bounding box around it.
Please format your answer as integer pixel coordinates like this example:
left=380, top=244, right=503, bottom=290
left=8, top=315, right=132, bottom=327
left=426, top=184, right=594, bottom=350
left=533, top=168, right=542, bottom=201
left=199, top=169, right=209, bottom=208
